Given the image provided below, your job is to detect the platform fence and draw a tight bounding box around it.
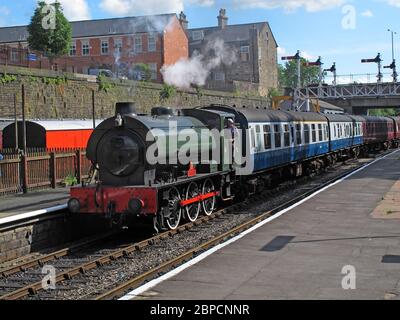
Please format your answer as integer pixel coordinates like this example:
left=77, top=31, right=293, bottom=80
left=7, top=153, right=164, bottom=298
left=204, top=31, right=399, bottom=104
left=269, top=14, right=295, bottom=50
left=0, top=149, right=92, bottom=196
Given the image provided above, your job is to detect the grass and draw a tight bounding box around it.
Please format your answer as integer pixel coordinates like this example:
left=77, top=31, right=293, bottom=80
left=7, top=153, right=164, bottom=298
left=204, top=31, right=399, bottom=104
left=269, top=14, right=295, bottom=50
left=63, top=173, right=78, bottom=187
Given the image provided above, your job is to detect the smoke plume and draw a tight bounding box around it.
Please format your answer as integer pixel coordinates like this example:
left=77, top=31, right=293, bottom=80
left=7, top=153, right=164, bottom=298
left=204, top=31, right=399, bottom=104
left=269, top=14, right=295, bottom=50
left=161, top=38, right=237, bottom=89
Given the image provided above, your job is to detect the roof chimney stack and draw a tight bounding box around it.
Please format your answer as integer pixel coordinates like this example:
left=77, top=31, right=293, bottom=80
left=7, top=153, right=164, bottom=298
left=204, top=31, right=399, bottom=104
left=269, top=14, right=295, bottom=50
left=179, top=11, right=188, bottom=29
left=217, top=8, right=228, bottom=29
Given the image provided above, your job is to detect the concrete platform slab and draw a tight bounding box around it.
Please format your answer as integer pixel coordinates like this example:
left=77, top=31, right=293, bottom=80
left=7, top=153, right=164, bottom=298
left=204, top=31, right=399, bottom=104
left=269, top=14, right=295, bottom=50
left=0, top=188, right=69, bottom=220
left=134, top=150, right=400, bottom=300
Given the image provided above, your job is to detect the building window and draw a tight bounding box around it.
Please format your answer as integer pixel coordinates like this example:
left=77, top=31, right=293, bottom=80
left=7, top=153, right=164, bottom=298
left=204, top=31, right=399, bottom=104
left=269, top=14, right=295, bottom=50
left=10, top=49, right=18, bottom=62
left=69, top=42, right=76, bottom=56
left=82, top=40, right=90, bottom=56
left=148, top=34, right=156, bottom=52
left=101, top=40, right=109, bottom=55
left=134, top=35, right=142, bottom=53
left=192, top=30, right=204, bottom=41
left=214, top=71, right=225, bottom=81
left=240, top=46, right=250, bottom=62
left=149, top=63, right=157, bottom=80
left=114, top=38, right=122, bottom=54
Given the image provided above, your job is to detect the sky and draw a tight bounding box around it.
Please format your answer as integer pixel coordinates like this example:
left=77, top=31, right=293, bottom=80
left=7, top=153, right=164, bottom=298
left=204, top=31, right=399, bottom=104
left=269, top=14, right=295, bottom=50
left=0, top=0, right=400, bottom=83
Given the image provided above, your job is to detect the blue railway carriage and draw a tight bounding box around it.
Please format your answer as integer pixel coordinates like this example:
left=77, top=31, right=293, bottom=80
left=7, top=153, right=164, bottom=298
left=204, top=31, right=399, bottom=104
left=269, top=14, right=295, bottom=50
left=347, top=115, right=365, bottom=147
left=245, top=110, right=329, bottom=172
left=203, top=107, right=328, bottom=173
left=324, top=114, right=365, bottom=154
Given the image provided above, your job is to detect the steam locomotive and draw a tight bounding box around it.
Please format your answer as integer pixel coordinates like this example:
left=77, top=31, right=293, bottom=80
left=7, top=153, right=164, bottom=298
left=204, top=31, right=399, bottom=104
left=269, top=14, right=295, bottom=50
left=68, top=103, right=400, bottom=231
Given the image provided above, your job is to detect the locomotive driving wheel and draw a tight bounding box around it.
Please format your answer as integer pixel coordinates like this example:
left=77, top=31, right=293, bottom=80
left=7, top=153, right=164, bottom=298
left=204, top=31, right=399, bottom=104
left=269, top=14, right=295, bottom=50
left=166, top=186, right=182, bottom=230
left=202, top=179, right=216, bottom=216
left=184, top=182, right=201, bottom=222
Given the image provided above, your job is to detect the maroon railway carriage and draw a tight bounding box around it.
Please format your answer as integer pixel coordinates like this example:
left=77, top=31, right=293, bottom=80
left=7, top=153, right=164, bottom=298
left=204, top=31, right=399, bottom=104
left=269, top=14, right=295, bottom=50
left=362, top=116, right=395, bottom=149
left=389, top=116, right=400, bottom=146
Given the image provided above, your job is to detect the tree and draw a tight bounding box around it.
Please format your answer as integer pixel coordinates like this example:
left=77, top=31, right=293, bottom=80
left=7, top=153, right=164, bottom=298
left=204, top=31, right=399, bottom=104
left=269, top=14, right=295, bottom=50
left=278, top=58, right=322, bottom=89
left=368, top=108, right=400, bottom=116
left=27, top=1, right=72, bottom=62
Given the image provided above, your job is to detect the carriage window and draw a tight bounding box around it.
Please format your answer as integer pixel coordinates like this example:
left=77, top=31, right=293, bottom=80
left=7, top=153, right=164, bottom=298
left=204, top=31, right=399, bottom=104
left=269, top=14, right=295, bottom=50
left=325, top=124, right=329, bottom=140
left=274, top=124, right=281, bottom=148
left=284, top=124, right=290, bottom=147
left=296, top=124, right=302, bottom=145
left=336, top=124, right=340, bottom=137
left=311, top=124, right=316, bottom=142
left=263, top=125, right=272, bottom=150
left=250, top=127, right=255, bottom=149
left=304, top=124, right=310, bottom=144
left=255, top=125, right=262, bottom=150
left=318, top=124, right=323, bottom=141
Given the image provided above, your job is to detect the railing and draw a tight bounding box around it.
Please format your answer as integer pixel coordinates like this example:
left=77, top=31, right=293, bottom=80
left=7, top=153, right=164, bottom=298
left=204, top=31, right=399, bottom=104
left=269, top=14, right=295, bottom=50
left=295, top=82, right=400, bottom=100
left=0, top=149, right=92, bottom=196
left=324, top=72, right=394, bottom=85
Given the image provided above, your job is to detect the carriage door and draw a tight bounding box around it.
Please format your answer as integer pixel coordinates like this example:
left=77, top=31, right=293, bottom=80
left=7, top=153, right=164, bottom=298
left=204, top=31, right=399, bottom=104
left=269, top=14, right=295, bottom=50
left=289, top=123, right=295, bottom=162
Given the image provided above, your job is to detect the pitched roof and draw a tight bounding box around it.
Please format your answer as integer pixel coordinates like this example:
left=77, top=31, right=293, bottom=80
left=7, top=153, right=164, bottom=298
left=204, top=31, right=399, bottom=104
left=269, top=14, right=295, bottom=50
left=188, top=22, right=278, bottom=46
left=0, top=14, right=177, bottom=44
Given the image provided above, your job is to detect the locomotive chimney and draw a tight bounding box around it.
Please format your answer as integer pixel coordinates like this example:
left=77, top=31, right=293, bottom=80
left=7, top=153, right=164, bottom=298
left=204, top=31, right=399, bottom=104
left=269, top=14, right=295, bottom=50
left=217, top=8, right=228, bottom=29
left=115, top=102, right=137, bottom=116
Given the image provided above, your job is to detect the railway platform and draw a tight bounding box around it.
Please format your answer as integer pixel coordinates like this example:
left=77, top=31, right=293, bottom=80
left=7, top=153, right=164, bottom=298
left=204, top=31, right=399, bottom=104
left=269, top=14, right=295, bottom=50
left=129, top=149, right=400, bottom=300
left=0, top=188, right=69, bottom=224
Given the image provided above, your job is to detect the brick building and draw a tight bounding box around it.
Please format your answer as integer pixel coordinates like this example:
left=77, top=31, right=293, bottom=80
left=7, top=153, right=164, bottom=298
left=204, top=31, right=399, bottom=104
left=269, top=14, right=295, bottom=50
left=0, top=14, right=188, bottom=82
left=183, top=9, right=278, bottom=96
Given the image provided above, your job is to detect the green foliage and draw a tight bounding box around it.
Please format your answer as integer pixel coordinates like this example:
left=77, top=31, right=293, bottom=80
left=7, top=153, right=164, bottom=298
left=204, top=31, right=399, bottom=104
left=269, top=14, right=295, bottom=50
left=63, top=173, right=77, bottom=186
left=27, top=1, right=72, bottom=60
left=268, top=87, right=283, bottom=99
left=0, top=73, right=17, bottom=84
left=278, top=58, right=322, bottom=89
left=42, top=76, right=67, bottom=85
left=369, top=108, right=400, bottom=116
left=160, top=84, right=176, bottom=101
left=136, top=63, right=152, bottom=82
left=98, top=74, right=115, bottom=92
left=29, top=76, right=39, bottom=83
left=195, top=86, right=203, bottom=99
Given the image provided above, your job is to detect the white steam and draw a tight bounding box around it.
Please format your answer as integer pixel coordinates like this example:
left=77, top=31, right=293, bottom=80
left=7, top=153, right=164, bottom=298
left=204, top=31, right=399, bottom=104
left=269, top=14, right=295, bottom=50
left=161, top=38, right=237, bottom=89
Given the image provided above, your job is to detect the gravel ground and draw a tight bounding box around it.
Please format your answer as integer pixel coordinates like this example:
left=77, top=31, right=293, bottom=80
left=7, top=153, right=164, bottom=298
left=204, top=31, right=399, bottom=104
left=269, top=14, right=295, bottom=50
left=20, top=157, right=373, bottom=300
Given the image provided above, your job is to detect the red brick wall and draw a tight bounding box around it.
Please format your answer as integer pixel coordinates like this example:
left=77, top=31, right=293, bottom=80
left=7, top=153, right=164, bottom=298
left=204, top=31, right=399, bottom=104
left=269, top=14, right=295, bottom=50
left=2, top=18, right=189, bottom=83
left=163, top=17, right=189, bottom=66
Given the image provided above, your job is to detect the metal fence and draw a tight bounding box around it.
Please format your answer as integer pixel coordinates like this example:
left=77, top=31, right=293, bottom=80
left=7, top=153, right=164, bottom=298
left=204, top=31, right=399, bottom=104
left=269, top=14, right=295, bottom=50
left=0, top=149, right=92, bottom=196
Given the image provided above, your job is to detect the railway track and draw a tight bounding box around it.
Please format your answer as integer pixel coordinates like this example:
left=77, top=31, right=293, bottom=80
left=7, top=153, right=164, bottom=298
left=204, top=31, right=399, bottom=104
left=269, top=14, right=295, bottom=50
left=0, top=151, right=392, bottom=300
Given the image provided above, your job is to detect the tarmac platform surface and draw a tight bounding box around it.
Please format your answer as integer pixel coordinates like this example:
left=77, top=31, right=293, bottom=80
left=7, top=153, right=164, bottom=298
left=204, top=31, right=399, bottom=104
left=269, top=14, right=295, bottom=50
left=0, top=188, right=69, bottom=219
left=137, top=150, right=400, bottom=300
